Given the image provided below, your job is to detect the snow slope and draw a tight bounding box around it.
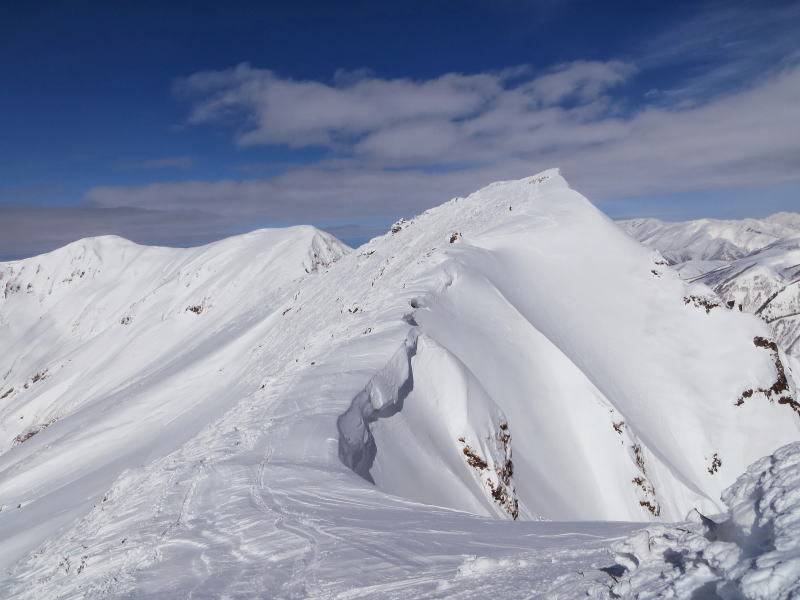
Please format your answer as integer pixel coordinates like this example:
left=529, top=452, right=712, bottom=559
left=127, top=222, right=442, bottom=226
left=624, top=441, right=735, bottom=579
left=1, top=171, right=798, bottom=598
left=621, top=213, right=800, bottom=358
left=0, top=227, right=348, bottom=568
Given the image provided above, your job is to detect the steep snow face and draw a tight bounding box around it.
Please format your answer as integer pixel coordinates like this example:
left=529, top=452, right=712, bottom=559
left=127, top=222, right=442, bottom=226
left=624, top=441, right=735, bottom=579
left=621, top=214, right=800, bottom=359
left=353, top=175, right=799, bottom=523
left=610, top=441, right=800, bottom=599
left=1, top=172, right=798, bottom=598
left=620, top=213, right=800, bottom=263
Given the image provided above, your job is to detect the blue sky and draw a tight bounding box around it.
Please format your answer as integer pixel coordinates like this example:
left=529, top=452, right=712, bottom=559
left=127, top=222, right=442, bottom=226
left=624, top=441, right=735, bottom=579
left=1, top=0, right=799, bottom=257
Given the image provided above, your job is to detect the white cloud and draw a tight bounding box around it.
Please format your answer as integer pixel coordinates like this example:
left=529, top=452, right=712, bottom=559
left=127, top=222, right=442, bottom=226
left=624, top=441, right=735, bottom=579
left=85, top=165, right=505, bottom=222
left=556, top=63, right=800, bottom=195
left=519, top=60, right=635, bottom=105
left=83, top=56, right=800, bottom=224
left=174, top=61, right=632, bottom=152
left=86, top=60, right=800, bottom=218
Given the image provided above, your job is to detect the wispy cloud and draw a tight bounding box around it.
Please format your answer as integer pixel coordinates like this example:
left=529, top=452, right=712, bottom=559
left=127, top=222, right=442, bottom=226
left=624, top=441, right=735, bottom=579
left=638, top=1, right=800, bottom=103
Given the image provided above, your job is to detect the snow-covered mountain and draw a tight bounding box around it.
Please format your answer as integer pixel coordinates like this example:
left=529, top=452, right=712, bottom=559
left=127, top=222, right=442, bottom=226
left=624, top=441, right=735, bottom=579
left=621, top=213, right=800, bottom=359
left=620, top=212, right=800, bottom=263
left=1, top=171, right=798, bottom=598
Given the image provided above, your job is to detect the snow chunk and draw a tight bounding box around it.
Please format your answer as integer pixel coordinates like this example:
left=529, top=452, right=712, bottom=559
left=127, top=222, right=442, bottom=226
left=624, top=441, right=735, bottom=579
left=609, top=442, right=800, bottom=599
left=456, top=555, right=529, bottom=578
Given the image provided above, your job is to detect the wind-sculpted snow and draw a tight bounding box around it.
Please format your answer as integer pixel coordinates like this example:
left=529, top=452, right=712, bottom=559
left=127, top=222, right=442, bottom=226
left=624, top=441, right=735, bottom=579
left=608, top=442, right=800, bottom=599
left=1, top=171, right=798, bottom=598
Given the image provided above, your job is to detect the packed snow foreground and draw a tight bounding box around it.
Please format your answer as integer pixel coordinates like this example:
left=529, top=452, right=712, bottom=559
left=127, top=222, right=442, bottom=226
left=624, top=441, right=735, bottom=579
left=0, top=170, right=798, bottom=598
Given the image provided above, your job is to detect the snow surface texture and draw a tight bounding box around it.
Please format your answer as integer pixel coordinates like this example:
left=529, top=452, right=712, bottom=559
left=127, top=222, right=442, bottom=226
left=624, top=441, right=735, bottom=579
left=1, top=171, right=799, bottom=598
left=609, top=441, right=800, bottom=599
left=621, top=214, right=800, bottom=359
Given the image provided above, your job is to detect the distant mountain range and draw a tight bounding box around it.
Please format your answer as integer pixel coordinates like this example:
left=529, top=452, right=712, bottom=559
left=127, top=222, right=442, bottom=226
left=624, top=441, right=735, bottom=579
left=621, top=212, right=800, bottom=359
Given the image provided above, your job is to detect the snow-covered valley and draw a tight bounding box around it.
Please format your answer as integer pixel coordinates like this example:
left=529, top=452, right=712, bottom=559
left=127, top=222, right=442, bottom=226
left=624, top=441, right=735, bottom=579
left=1, top=171, right=799, bottom=598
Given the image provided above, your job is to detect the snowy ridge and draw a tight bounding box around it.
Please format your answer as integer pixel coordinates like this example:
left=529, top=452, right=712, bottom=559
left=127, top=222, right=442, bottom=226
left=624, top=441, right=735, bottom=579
left=0, top=226, right=349, bottom=569
left=1, top=171, right=799, bottom=598
left=0, top=226, right=348, bottom=452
